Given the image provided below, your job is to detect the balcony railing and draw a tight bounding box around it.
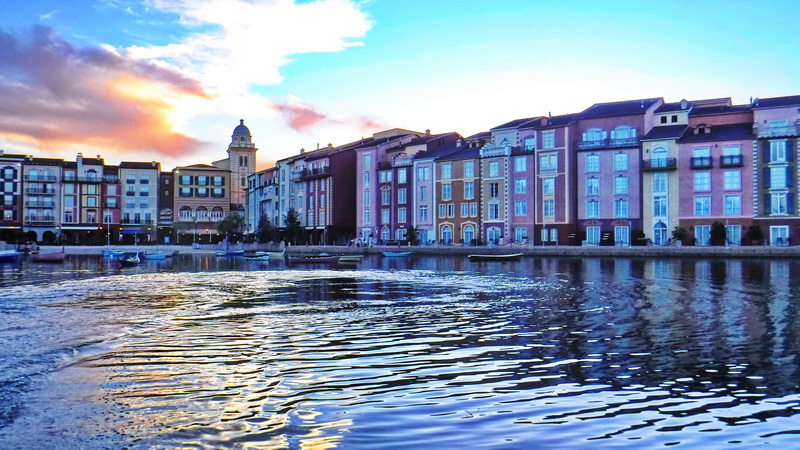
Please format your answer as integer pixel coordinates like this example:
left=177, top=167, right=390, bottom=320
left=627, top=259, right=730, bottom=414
left=298, top=166, right=332, bottom=180
left=758, top=124, right=799, bottom=138
left=690, top=156, right=713, bottom=168
left=578, top=137, right=640, bottom=150
left=120, top=219, right=154, bottom=225
left=720, top=154, right=743, bottom=167
left=24, top=175, right=58, bottom=182
left=25, top=201, right=56, bottom=208
left=25, top=216, right=55, bottom=225
left=642, top=158, right=677, bottom=171
left=393, top=158, right=413, bottom=167
left=24, top=188, right=56, bottom=195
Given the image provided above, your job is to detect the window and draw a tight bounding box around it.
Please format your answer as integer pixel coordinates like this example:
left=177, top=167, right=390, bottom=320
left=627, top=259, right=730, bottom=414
left=515, top=200, right=527, bottom=216
left=212, top=176, right=224, bottom=186
left=139, top=200, right=148, bottom=209
left=727, top=225, right=741, bottom=246
left=653, top=172, right=667, bottom=193
left=550, top=228, right=558, bottom=242
left=363, top=153, right=371, bottom=169
left=614, top=198, right=628, bottom=217
left=585, top=154, right=599, bottom=173
left=586, top=226, right=600, bottom=245
left=419, top=205, right=428, bottom=222
left=212, top=188, right=224, bottom=198
left=489, top=182, right=499, bottom=198
left=489, top=161, right=499, bottom=177
left=442, top=183, right=452, bottom=201
left=694, top=196, right=711, bottom=216
left=771, top=226, right=790, bottom=246
left=363, top=172, right=371, bottom=188
left=613, top=153, right=628, bottom=171
left=514, top=156, right=526, bottom=172
left=771, top=192, right=788, bottom=215
left=464, top=225, right=475, bottom=244
left=724, top=170, right=741, bottom=190
left=382, top=209, right=390, bottom=224
left=524, top=137, right=535, bottom=151
left=107, top=185, right=117, bottom=195
left=179, top=187, right=192, bottom=197
left=515, top=178, right=527, bottom=194
left=770, top=167, right=787, bottom=189
left=363, top=208, right=371, bottom=223
left=582, top=128, right=605, bottom=143
left=543, top=132, right=555, bottom=149
left=540, top=154, right=557, bottom=172
left=544, top=200, right=555, bottom=217
left=379, top=170, right=392, bottom=183
left=465, top=182, right=475, bottom=199
left=87, top=197, right=97, bottom=207
left=586, top=200, right=599, bottom=218
left=441, top=225, right=452, bottom=244
left=696, top=225, right=710, bottom=246
left=611, top=126, right=636, bottom=140
left=653, top=222, right=668, bottom=246
left=694, top=172, right=711, bottom=191
left=488, top=203, right=500, bottom=220
left=725, top=195, right=741, bottom=215
left=398, top=189, right=407, bottom=204
left=417, top=166, right=431, bottom=181
left=469, top=203, right=478, bottom=216
left=127, top=173, right=136, bottom=184
left=614, top=176, right=628, bottom=195
left=398, top=168, right=407, bottom=184
left=87, top=184, right=97, bottom=195
left=671, top=115, right=678, bottom=123
left=420, top=186, right=427, bottom=201
left=543, top=178, right=555, bottom=195
left=140, top=186, right=150, bottom=197
left=363, top=190, right=370, bottom=206
left=381, top=190, right=390, bottom=205
left=441, top=163, right=452, bottom=180
left=586, top=177, right=599, bottom=196
left=654, top=196, right=667, bottom=217
left=660, top=116, right=667, bottom=124
left=447, top=204, right=455, bottom=217
left=461, top=203, right=468, bottom=217
left=438, top=204, right=447, bottom=218
left=723, top=145, right=741, bottom=156
left=464, top=161, right=475, bottom=178
left=615, top=226, right=630, bottom=246
left=179, top=175, right=192, bottom=185
left=770, top=140, right=787, bottom=162
left=196, top=175, right=207, bottom=185
left=515, top=227, right=528, bottom=242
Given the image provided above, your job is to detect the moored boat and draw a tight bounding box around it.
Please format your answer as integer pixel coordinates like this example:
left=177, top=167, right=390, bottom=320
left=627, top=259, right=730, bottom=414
left=119, top=252, right=141, bottom=267
left=0, top=249, right=21, bottom=262
left=244, top=254, right=270, bottom=261
left=468, top=253, right=523, bottom=262
left=142, top=252, right=169, bottom=260
left=382, top=251, right=411, bottom=257
left=287, top=255, right=340, bottom=264
left=265, top=249, right=286, bottom=258
left=32, top=247, right=66, bottom=263
left=337, top=255, right=364, bottom=263
left=216, top=249, right=245, bottom=257
left=103, top=249, right=126, bottom=258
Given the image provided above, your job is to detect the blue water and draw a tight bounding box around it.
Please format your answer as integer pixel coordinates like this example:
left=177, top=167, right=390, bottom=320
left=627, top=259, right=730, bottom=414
left=0, top=255, right=799, bottom=448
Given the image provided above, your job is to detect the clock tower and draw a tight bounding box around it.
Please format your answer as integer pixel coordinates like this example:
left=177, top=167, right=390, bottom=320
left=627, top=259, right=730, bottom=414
left=228, top=119, right=257, bottom=211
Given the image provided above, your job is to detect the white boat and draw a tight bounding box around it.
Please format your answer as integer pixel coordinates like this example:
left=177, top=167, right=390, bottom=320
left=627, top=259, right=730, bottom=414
left=103, top=249, right=126, bottom=258
left=142, top=252, right=169, bottom=260
left=265, top=249, right=286, bottom=258
left=119, top=252, right=141, bottom=267
left=0, top=249, right=21, bottom=262
left=383, top=251, right=411, bottom=257
left=244, top=254, right=270, bottom=261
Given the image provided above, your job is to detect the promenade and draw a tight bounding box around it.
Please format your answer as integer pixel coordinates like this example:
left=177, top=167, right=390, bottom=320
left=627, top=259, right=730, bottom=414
left=32, top=243, right=800, bottom=259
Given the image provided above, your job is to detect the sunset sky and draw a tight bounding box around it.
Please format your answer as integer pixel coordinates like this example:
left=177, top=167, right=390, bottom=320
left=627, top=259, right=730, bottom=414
left=1, top=0, right=798, bottom=170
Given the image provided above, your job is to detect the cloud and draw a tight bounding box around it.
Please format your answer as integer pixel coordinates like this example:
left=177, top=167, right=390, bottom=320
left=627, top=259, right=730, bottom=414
left=271, top=95, right=387, bottom=134
left=0, top=26, right=210, bottom=158
left=39, top=10, right=59, bottom=20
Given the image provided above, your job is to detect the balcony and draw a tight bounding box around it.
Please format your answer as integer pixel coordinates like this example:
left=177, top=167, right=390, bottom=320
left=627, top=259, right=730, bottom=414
left=297, top=166, right=332, bottom=180
left=25, top=201, right=56, bottom=208
left=393, top=157, right=413, bottom=167
left=757, top=124, right=799, bottom=138
left=25, top=188, right=56, bottom=195
left=377, top=161, right=393, bottom=170
left=24, top=175, right=57, bottom=182
left=120, top=219, right=154, bottom=226
left=720, top=154, right=743, bottom=167
left=578, top=137, right=640, bottom=150
left=642, top=158, right=677, bottom=171
left=25, top=216, right=55, bottom=226
left=690, top=156, right=713, bottom=169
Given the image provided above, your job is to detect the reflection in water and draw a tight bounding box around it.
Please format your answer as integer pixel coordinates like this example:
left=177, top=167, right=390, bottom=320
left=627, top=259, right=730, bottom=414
left=0, top=255, right=799, bottom=448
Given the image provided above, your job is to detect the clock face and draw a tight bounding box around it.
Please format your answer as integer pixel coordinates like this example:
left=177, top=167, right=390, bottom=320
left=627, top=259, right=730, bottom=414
left=240, top=137, right=245, bottom=141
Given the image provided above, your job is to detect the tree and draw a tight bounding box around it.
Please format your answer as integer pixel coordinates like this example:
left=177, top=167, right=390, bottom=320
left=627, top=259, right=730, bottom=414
left=746, top=225, right=764, bottom=245
left=672, top=226, right=688, bottom=245
left=407, top=226, right=420, bottom=246
left=216, top=213, right=244, bottom=243
left=283, top=208, right=302, bottom=245
left=257, top=214, right=275, bottom=243
left=710, top=221, right=727, bottom=246
left=173, top=221, right=193, bottom=245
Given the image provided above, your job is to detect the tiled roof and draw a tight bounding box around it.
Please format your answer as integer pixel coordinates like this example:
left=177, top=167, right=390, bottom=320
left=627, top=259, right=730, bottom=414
left=689, top=104, right=752, bottom=117
left=539, top=113, right=582, bottom=129
left=641, top=125, right=688, bottom=140
left=579, top=98, right=662, bottom=119
left=437, top=145, right=481, bottom=161
left=120, top=161, right=160, bottom=169
left=655, top=102, right=691, bottom=113
left=676, top=123, right=753, bottom=143
left=752, top=95, right=800, bottom=109
left=490, top=117, right=538, bottom=130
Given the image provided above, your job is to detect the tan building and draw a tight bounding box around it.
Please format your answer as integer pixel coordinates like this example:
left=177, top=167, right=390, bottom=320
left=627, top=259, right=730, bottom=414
left=173, top=164, right=230, bottom=244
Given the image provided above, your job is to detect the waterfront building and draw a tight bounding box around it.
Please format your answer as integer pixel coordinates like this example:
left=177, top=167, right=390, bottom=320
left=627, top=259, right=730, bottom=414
left=60, top=154, right=106, bottom=244
left=435, top=138, right=482, bottom=245
left=274, top=152, right=307, bottom=231
left=575, top=98, right=662, bottom=246
left=158, top=171, right=175, bottom=244
left=247, top=167, right=278, bottom=239
left=0, top=151, right=26, bottom=242
left=119, top=161, right=161, bottom=244
left=21, top=155, right=62, bottom=244
left=213, top=120, right=257, bottom=217
left=172, top=163, right=230, bottom=244
left=751, top=95, right=800, bottom=245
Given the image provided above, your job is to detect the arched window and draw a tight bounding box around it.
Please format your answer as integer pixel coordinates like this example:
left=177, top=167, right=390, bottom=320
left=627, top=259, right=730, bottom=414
left=487, top=226, right=501, bottom=244
left=179, top=206, right=193, bottom=221
left=582, top=128, right=606, bottom=143
left=210, top=207, right=224, bottom=221
left=381, top=226, right=390, bottom=242
left=86, top=169, right=98, bottom=181
left=196, top=206, right=208, bottom=221
left=611, top=126, right=636, bottom=140
left=653, top=221, right=668, bottom=246
left=441, top=225, right=452, bottom=245
left=463, top=224, right=475, bottom=245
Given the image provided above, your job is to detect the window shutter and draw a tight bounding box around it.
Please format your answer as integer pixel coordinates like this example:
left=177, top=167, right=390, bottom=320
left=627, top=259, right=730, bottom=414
left=787, top=167, right=795, bottom=188
left=762, top=141, right=771, bottom=163
left=788, top=193, right=796, bottom=215
left=763, top=194, right=771, bottom=214
left=788, top=139, right=795, bottom=161
left=763, top=167, right=771, bottom=188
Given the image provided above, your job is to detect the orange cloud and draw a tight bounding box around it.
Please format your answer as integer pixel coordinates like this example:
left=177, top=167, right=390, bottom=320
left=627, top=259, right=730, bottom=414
left=0, top=26, right=210, bottom=158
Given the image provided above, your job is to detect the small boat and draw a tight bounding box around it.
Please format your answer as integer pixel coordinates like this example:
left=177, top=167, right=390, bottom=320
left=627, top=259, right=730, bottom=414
left=338, top=255, right=364, bottom=263
left=266, top=249, right=286, bottom=258
left=468, top=253, right=523, bottom=262
left=119, top=252, right=141, bottom=267
left=287, top=255, right=340, bottom=264
left=382, top=251, right=411, bottom=257
left=216, top=249, right=245, bottom=257
left=142, top=252, right=169, bottom=260
left=103, top=249, right=126, bottom=258
left=0, top=249, right=21, bottom=262
left=244, top=254, right=270, bottom=261
left=32, top=247, right=66, bottom=263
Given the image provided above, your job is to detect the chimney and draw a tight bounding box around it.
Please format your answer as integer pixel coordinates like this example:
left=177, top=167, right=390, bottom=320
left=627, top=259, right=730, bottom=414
left=456, top=139, right=463, bottom=147
left=317, top=143, right=320, bottom=150
left=97, top=155, right=101, bottom=159
left=425, top=129, right=431, bottom=136
left=680, top=99, right=688, bottom=110
left=548, top=111, right=552, bottom=117
left=328, top=143, right=333, bottom=148
left=300, top=148, right=305, bottom=154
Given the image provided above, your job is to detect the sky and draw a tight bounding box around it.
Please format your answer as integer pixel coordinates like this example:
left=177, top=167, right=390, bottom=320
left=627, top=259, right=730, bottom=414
left=1, top=0, right=798, bottom=171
